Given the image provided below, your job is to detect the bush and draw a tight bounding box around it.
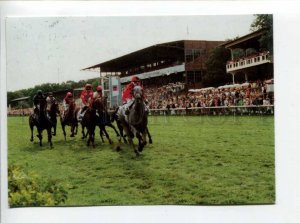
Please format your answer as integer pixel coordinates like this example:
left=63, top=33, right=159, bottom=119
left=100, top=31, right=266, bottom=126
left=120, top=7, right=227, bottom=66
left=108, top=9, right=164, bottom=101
left=8, top=165, right=68, bottom=207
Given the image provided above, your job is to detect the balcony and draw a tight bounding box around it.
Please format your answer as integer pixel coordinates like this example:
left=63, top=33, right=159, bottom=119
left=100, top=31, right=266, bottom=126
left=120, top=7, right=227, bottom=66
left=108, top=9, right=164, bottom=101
left=226, top=52, right=272, bottom=73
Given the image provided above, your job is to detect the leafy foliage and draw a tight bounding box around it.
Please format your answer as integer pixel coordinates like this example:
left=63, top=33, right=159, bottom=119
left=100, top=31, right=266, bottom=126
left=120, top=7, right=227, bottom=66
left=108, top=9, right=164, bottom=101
left=8, top=165, right=68, bottom=207
left=251, top=14, right=273, bottom=53
left=203, top=47, right=231, bottom=87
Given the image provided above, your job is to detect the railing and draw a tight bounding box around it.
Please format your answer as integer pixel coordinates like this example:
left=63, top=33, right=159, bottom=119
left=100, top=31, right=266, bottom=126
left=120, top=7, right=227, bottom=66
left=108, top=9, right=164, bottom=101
left=226, top=52, right=271, bottom=72
left=149, top=105, right=274, bottom=116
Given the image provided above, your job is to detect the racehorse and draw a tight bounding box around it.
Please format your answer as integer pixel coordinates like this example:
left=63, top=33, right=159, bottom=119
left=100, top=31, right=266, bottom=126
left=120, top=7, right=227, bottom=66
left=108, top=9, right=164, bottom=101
left=48, top=101, right=60, bottom=136
left=60, top=101, right=79, bottom=140
left=29, top=100, right=53, bottom=148
left=118, top=85, right=152, bottom=156
left=81, top=97, right=111, bottom=147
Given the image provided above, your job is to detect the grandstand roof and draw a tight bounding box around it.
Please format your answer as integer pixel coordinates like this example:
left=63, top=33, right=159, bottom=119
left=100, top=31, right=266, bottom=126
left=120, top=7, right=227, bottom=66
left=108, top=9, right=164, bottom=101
left=221, top=29, right=266, bottom=49
left=82, top=40, right=223, bottom=75
left=10, top=96, right=30, bottom=102
left=82, top=40, right=185, bottom=73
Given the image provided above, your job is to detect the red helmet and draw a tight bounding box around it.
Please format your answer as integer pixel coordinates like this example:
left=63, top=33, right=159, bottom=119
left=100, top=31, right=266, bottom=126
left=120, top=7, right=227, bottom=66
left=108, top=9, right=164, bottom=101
left=96, top=85, right=103, bottom=92
left=85, top=83, right=92, bottom=90
left=131, top=76, right=140, bottom=82
left=66, top=92, right=73, bottom=98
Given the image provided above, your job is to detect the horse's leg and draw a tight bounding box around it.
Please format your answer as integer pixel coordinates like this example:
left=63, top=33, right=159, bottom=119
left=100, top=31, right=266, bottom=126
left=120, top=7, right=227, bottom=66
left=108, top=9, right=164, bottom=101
left=61, top=122, right=67, bottom=141
left=81, top=125, right=86, bottom=139
left=48, top=128, right=53, bottom=148
left=37, top=128, right=43, bottom=146
left=75, top=123, right=78, bottom=135
left=99, top=128, right=105, bottom=143
left=108, top=123, right=120, bottom=137
left=123, top=124, right=138, bottom=156
left=118, top=122, right=127, bottom=143
left=101, top=126, right=112, bottom=144
left=53, top=122, right=57, bottom=136
left=88, top=126, right=96, bottom=148
left=136, top=132, right=145, bottom=152
left=146, top=127, right=152, bottom=144
left=70, top=124, right=75, bottom=137
left=30, top=122, right=34, bottom=142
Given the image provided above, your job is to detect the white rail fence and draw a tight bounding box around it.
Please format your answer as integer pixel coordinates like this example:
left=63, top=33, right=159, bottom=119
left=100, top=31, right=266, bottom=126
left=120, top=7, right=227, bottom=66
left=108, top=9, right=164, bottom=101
left=148, top=105, right=274, bottom=116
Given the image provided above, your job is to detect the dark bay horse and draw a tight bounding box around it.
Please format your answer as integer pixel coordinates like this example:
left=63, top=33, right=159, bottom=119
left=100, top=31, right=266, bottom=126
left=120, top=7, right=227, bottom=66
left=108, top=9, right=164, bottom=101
left=29, top=101, right=53, bottom=148
left=61, top=101, right=79, bottom=140
left=81, top=97, right=109, bottom=147
left=48, top=101, right=60, bottom=136
left=118, top=86, right=152, bottom=155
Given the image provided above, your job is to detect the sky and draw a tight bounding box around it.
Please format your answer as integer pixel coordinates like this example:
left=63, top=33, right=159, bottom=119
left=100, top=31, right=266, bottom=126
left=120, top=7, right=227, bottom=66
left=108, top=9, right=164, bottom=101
left=6, top=15, right=255, bottom=91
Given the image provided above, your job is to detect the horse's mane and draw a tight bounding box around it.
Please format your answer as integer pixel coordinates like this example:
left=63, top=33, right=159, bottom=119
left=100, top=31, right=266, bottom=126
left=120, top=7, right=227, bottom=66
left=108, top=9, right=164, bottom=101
left=93, top=97, right=105, bottom=111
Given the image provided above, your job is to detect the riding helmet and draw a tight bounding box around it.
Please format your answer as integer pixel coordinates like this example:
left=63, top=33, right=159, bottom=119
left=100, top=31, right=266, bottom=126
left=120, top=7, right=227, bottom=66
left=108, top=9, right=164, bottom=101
left=66, top=92, right=73, bottom=98
left=96, top=85, right=103, bottom=92
left=131, top=76, right=140, bottom=82
left=85, top=83, right=92, bottom=90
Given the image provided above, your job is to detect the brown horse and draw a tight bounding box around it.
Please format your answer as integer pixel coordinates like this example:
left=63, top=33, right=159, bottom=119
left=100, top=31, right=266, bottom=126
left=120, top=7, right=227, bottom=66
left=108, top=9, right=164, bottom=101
left=29, top=100, right=53, bottom=148
left=81, top=97, right=116, bottom=146
left=60, top=101, right=79, bottom=140
left=48, top=101, right=60, bottom=136
left=81, top=98, right=104, bottom=147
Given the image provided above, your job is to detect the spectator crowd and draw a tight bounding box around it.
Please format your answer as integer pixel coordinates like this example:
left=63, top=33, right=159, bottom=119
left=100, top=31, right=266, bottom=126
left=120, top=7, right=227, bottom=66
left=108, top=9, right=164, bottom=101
left=8, top=79, right=274, bottom=116
left=145, top=80, right=274, bottom=110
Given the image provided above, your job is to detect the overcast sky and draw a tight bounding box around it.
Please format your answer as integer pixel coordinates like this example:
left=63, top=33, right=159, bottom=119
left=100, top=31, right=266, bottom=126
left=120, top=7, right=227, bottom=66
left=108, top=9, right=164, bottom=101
left=6, top=15, right=255, bottom=91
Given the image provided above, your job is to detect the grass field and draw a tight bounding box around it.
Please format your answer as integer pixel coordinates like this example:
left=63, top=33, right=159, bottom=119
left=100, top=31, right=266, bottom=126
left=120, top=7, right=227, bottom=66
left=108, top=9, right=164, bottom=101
left=7, top=115, right=275, bottom=206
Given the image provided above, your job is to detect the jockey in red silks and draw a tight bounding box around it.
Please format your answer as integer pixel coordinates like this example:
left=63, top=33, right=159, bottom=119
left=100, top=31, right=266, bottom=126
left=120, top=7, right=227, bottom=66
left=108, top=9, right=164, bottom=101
left=122, top=76, right=143, bottom=103
left=78, top=83, right=94, bottom=120
left=62, top=92, right=73, bottom=117
left=118, top=76, right=148, bottom=118
left=91, top=85, right=103, bottom=107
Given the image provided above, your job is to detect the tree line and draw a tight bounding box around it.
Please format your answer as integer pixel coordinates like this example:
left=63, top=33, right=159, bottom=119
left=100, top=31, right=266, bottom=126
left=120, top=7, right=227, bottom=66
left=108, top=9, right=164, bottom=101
left=8, top=77, right=101, bottom=108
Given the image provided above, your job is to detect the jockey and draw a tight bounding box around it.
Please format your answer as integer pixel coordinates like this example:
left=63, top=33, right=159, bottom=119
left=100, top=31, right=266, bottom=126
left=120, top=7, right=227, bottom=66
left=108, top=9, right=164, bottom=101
left=46, top=92, right=57, bottom=112
left=33, top=90, right=46, bottom=115
left=122, top=76, right=143, bottom=104
left=122, top=76, right=145, bottom=113
left=62, top=92, right=74, bottom=118
left=91, top=85, right=103, bottom=107
left=78, top=83, right=94, bottom=120
left=118, top=75, right=148, bottom=120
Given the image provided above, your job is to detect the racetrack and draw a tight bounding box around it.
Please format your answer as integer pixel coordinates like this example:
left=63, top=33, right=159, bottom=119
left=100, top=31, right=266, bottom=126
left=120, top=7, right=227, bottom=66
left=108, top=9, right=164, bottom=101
left=7, top=115, right=275, bottom=206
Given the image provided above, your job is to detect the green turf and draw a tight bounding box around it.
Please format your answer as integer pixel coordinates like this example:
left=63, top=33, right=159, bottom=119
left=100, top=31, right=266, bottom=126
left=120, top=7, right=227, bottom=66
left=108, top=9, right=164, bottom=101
left=7, top=115, right=275, bottom=206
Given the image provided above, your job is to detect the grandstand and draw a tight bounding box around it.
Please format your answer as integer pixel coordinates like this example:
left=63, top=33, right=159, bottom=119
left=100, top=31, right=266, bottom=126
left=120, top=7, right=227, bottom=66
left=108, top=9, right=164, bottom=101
left=82, top=40, right=223, bottom=89
left=222, top=29, right=273, bottom=84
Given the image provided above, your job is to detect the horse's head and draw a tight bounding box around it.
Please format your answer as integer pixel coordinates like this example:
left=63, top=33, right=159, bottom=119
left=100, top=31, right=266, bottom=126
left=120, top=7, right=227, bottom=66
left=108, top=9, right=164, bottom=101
left=133, top=86, right=143, bottom=102
left=92, top=97, right=105, bottom=111
left=49, top=102, right=60, bottom=117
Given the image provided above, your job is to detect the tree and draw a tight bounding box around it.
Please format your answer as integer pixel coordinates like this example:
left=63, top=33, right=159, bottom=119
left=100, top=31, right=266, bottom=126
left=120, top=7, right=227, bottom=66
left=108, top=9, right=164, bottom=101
left=251, top=14, right=273, bottom=54
left=202, top=47, right=231, bottom=87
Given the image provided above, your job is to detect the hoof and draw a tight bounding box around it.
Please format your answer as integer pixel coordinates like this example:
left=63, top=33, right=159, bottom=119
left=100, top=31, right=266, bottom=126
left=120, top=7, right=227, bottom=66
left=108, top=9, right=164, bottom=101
left=149, top=139, right=153, bottom=144
left=116, top=146, right=121, bottom=152
left=70, top=134, right=74, bottom=137
left=135, top=151, right=140, bottom=156
left=109, top=140, right=113, bottom=144
left=138, top=146, right=144, bottom=152
left=30, top=138, right=33, bottom=142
